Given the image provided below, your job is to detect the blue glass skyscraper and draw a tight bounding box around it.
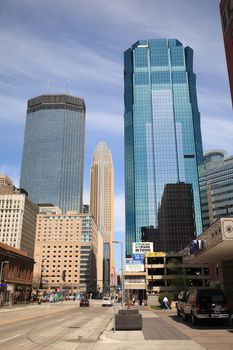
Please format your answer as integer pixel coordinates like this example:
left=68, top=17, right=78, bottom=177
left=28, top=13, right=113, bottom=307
left=20, top=94, right=85, bottom=213
left=124, top=39, right=207, bottom=257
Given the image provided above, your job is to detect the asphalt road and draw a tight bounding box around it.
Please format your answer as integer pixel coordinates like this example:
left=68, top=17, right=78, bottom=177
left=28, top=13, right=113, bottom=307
left=0, top=302, right=233, bottom=350
left=0, top=300, right=114, bottom=349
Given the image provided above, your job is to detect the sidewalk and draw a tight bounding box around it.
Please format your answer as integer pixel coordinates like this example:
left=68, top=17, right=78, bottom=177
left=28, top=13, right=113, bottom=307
left=98, top=306, right=206, bottom=350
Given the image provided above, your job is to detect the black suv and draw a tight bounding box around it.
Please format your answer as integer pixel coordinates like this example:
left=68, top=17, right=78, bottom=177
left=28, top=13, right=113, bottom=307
left=182, top=288, right=230, bottom=325
left=176, top=291, right=189, bottom=317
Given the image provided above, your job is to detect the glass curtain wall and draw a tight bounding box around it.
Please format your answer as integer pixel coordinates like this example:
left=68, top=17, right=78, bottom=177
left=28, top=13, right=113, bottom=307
left=20, top=95, right=85, bottom=213
left=124, top=39, right=208, bottom=257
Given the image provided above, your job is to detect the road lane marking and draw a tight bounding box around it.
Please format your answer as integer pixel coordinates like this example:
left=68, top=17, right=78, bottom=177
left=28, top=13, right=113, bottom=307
left=0, top=306, right=81, bottom=326
left=0, top=334, right=21, bottom=343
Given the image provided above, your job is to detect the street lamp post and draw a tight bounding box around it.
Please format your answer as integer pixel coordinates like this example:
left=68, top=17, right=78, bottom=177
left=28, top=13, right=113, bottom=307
left=0, top=260, right=10, bottom=306
left=112, top=241, right=124, bottom=309
left=0, top=260, right=10, bottom=284
left=195, top=270, right=201, bottom=286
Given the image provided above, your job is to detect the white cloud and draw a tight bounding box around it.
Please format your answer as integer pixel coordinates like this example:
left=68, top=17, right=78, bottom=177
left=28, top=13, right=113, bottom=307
left=198, top=87, right=232, bottom=116
left=0, top=94, right=25, bottom=123
left=197, top=87, right=233, bottom=154
left=86, top=110, right=123, bottom=135
left=202, top=117, right=233, bottom=154
left=0, top=28, right=122, bottom=86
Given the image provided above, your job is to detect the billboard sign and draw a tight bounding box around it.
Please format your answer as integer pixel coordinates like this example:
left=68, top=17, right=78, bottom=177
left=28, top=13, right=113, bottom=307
left=133, top=242, right=153, bottom=254
left=125, top=263, right=144, bottom=272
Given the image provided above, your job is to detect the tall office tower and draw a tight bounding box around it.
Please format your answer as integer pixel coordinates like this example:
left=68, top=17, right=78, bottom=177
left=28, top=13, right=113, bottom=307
left=124, top=39, right=207, bottom=257
left=20, top=94, right=86, bottom=213
left=0, top=186, right=39, bottom=257
left=34, top=208, right=103, bottom=294
left=220, top=0, right=233, bottom=106
left=90, top=141, right=114, bottom=290
left=204, top=150, right=233, bottom=224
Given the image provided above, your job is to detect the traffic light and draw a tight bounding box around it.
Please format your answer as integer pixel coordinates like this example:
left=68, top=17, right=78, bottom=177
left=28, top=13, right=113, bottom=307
left=62, top=270, right=66, bottom=282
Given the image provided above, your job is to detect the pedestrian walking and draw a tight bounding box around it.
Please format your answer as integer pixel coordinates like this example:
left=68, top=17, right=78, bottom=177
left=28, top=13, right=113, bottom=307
left=162, top=296, right=169, bottom=310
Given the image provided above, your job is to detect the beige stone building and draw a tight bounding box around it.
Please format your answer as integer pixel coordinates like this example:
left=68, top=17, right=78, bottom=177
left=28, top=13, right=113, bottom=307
left=0, top=183, right=39, bottom=258
left=90, top=141, right=114, bottom=290
left=33, top=208, right=103, bottom=294
left=0, top=174, right=14, bottom=194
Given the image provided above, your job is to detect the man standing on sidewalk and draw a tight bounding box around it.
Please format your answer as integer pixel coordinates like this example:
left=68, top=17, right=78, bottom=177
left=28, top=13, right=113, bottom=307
left=162, top=296, right=169, bottom=310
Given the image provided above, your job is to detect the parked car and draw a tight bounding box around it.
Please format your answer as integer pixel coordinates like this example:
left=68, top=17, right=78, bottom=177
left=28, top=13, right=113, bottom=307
left=176, top=291, right=189, bottom=316
left=80, top=298, right=89, bottom=307
left=182, top=288, right=230, bottom=325
left=102, top=297, right=113, bottom=307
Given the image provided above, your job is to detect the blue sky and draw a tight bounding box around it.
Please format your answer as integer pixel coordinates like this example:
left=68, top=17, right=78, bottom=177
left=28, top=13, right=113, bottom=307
left=0, top=0, right=232, bottom=271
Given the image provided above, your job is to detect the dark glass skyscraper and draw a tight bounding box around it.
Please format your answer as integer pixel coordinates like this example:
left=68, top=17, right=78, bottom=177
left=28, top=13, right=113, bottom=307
left=124, top=39, right=207, bottom=257
left=20, top=94, right=85, bottom=213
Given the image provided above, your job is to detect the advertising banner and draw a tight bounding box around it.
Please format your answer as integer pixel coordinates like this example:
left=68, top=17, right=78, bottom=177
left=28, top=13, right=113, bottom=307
left=132, top=242, right=153, bottom=254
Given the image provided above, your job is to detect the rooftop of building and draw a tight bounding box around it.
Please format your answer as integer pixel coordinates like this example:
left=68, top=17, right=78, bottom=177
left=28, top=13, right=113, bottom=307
left=0, top=186, right=29, bottom=196
left=27, top=94, right=86, bottom=113
left=0, top=241, right=29, bottom=258
left=130, top=39, right=183, bottom=49
left=204, top=149, right=233, bottom=173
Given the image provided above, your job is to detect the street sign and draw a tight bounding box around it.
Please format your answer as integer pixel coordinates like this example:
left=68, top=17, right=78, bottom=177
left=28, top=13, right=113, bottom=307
left=128, top=259, right=144, bottom=265
left=133, top=254, right=144, bottom=261
left=7, top=284, right=14, bottom=291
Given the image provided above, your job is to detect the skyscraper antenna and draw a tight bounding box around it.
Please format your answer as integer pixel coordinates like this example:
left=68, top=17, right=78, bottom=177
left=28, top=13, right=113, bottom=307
left=66, top=80, right=69, bottom=95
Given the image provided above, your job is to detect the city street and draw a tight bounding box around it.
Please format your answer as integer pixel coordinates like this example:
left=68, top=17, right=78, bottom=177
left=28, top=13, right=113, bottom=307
left=0, top=301, right=233, bottom=349
left=0, top=300, right=113, bottom=350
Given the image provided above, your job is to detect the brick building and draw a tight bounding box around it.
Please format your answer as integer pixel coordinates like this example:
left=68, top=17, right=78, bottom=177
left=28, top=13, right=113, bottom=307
left=0, top=242, right=34, bottom=306
left=33, top=207, right=103, bottom=296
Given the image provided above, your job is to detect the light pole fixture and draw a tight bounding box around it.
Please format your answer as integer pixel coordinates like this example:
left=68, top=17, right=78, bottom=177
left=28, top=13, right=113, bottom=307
left=195, top=270, right=201, bottom=286
left=112, top=240, right=124, bottom=309
left=0, top=260, right=10, bottom=284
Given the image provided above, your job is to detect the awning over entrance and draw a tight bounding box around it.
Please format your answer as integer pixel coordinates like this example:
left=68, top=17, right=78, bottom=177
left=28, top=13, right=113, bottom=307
left=188, top=218, right=233, bottom=264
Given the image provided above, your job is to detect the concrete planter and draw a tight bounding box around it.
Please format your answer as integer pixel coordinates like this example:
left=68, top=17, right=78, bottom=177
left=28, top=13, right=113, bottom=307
left=115, top=309, right=142, bottom=330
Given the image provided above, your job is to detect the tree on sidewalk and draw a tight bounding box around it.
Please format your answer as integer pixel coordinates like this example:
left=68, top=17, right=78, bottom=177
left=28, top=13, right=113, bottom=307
left=167, top=258, right=186, bottom=291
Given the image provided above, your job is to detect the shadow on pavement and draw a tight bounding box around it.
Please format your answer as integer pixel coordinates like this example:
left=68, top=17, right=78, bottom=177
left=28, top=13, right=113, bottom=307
left=169, top=314, right=233, bottom=331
